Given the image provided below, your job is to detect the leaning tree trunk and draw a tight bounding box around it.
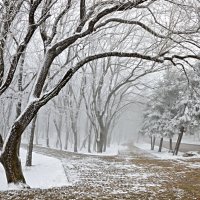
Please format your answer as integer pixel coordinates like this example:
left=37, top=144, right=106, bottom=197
left=26, top=116, right=37, bottom=167
left=173, top=126, right=184, bottom=156
left=1, top=125, right=28, bottom=185
left=158, top=137, right=163, bottom=152
left=0, top=100, right=40, bottom=185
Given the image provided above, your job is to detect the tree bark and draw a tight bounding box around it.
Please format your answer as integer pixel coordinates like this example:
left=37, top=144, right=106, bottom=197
left=1, top=153, right=26, bottom=186
left=73, top=129, right=78, bottom=152
left=0, top=134, right=3, bottom=150
left=26, top=116, right=37, bottom=167
left=169, top=138, right=173, bottom=153
left=151, top=136, right=156, bottom=150
left=46, top=111, right=50, bottom=148
left=158, top=137, right=163, bottom=152
left=96, top=130, right=105, bottom=153
left=88, top=122, right=92, bottom=153
left=151, top=136, right=153, bottom=150
left=34, top=117, right=39, bottom=145
left=103, top=131, right=108, bottom=152
left=88, top=131, right=91, bottom=153
left=0, top=101, right=40, bottom=185
left=173, top=126, right=184, bottom=155
left=53, top=119, right=62, bottom=150
left=153, top=136, right=156, bottom=150
left=1, top=123, right=29, bottom=185
left=96, top=141, right=103, bottom=153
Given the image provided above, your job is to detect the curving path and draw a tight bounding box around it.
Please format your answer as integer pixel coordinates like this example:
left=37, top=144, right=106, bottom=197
left=0, top=144, right=200, bottom=200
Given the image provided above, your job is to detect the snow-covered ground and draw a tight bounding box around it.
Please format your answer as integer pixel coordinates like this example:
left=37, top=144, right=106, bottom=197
left=0, top=149, right=68, bottom=191
left=135, top=142, right=200, bottom=160
left=22, top=137, right=127, bottom=156
left=1, top=145, right=200, bottom=199
left=0, top=144, right=126, bottom=191
left=75, top=144, right=127, bottom=156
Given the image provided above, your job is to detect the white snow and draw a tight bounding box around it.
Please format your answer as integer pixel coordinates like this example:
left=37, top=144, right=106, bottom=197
left=79, top=144, right=127, bottom=156
left=22, top=136, right=126, bottom=156
left=0, top=149, right=69, bottom=191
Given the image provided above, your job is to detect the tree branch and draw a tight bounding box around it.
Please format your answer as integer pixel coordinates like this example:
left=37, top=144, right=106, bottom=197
left=95, top=18, right=166, bottom=38
left=0, top=0, right=43, bottom=96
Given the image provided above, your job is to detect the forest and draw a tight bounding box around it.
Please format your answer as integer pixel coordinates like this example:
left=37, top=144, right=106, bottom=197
left=0, top=0, right=200, bottom=196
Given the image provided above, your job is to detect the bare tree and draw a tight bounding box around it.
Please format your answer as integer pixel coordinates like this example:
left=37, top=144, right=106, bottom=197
left=0, top=0, right=200, bottom=187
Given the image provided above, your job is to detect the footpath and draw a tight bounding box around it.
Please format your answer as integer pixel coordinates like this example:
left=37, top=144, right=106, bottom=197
left=0, top=144, right=200, bottom=200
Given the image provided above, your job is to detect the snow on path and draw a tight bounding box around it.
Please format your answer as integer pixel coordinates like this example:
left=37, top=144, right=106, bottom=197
left=1, top=145, right=200, bottom=199
left=0, top=149, right=69, bottom=191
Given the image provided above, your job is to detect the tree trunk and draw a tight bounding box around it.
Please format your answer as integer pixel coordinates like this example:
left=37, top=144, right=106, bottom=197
left=151, top=136, right=156, bottom=150
left=169, top=138, right=173, bottom=153
left=46, top=112, right=50, bottom=148
left=0, top=125, right=29, bottom=186
left=64, top=130, right=69, bottom=150
left=87, top=122, right=92, bottom=153
left=88, top=132, right=91, bottom=153
left=107, top=131, right=112, bottom=148
left=97, top=130, right=105, bottom=153
left=93, top=130, right=98, bottom=152
left=16, top=51, right=25, bottom=156
left=16, top=100, right=22, bottom=156
left=73, top=130, right=78, bottom=152
left=173, top=126, right=184, bottom=155
left=0, top=100, right=41, bottom=185
left=71, top=118, right=78, bottom=152
left=53, top=119, right=62, bottom=150
left=158, top=137, right=163, bottom=152
left=0, top=134, right=3, bottom=150
left=34, top=122, right=39, bottom=145
left=103, top=131, right=108, bottom=152
left=64, top=115, right=69, bottom=150
left=96, top=140, right=103, bottom=153
left=26, top=116, right=37, bottom=167
left=1, top=153, right=27, bottom=186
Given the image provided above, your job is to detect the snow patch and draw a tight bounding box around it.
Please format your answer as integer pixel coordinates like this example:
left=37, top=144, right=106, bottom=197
left=0, top=149, right=69, bottom=191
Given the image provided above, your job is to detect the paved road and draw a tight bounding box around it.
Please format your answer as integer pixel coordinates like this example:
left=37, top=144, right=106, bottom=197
left=143, top=138, right=200, bottom=152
